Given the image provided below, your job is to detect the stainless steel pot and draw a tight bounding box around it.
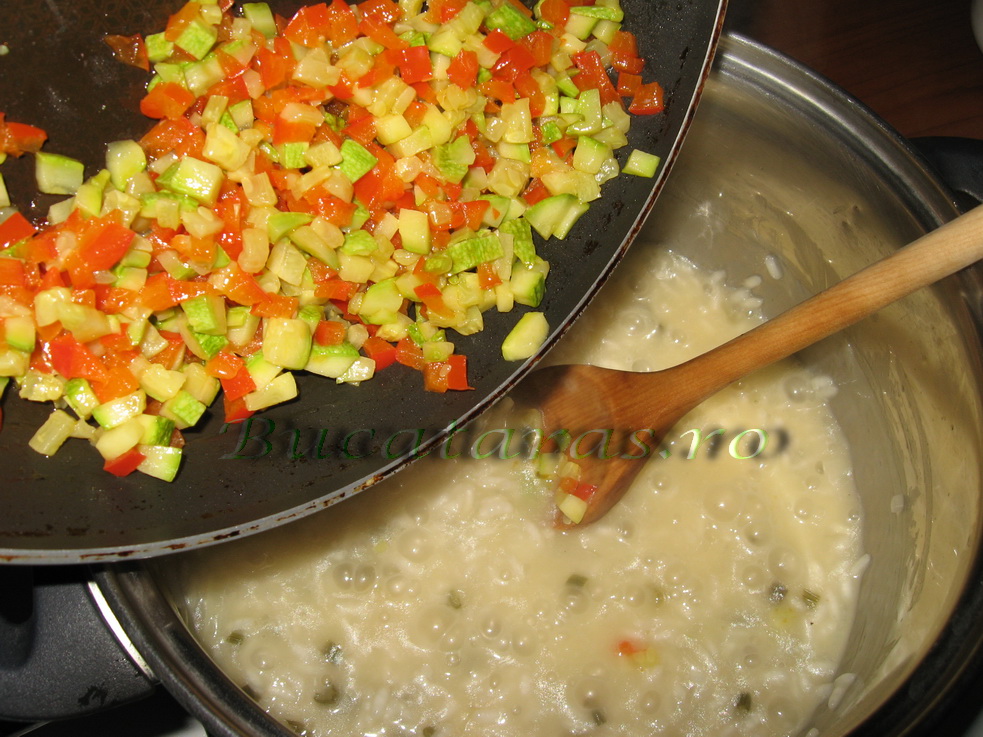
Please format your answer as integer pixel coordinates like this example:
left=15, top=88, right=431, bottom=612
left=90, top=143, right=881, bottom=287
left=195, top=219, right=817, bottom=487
left=7, top=34, right=983, bottom=737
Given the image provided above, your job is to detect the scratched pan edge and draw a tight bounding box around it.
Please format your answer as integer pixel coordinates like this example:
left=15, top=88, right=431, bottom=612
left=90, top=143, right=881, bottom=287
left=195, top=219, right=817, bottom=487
left=0, top=0, right=726, bottom=562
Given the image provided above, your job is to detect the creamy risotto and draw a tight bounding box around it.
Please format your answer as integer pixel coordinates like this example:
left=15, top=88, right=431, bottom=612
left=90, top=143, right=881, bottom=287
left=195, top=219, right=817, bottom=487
left=171, top=249, right=865, bottom=737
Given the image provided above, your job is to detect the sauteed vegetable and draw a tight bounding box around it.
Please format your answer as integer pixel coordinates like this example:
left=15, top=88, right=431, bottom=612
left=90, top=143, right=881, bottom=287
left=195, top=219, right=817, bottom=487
left=0, top=0, right=664, bottom=481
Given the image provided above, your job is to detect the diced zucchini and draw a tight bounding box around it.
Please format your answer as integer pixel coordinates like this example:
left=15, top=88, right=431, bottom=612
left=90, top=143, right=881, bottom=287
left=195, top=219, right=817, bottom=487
left=485, top=2, right=537, bottom=40
left=0, top=348, right=29, bottom=378
left=175, top=19, right=219, bottom=60
left=243, top=2, right=277, bottom=37
left=56, top=301, right=114, bottom=343
left=341, top=229, right=378, bottom=256
left=92, top=391, right=147, bottom=429
left=398, top=208, right=431, bottom=255
left=359, top=278, right=404, bottom=325
left=29, top=410, right=77, bottom=456
left=557, top=490, right=588, bottom=524
left=17, top=369, right=64, bottom=402
left=137, top=444, right=183, bottom=482
left=106, top=140, right=148, bottom=191
left=502, top=311, right=549, bottom=360
left=499, top=217, right=536, bottom=265
left=136, top=413, right=177, bottom=446
left=95, top=418, right=144, bottom=460
left=227, top=307, right=260, bottom=347
left=160, top=390, right=208, bottom=429
left=291, top=226, right=339, bottom=268
left=571, top=2, right=623, bottom=22
left=181, top=293, right=227, bottom=336
left=523, top=194, right=589, bottom=240
left=339, top=139, right=378, bottom=183
left=245, top=351, right=281, bottom=389
left=263, top=317, right=313, bottom=370
left=4, top=315, right=35, bottom=352
left=510, top=260, right=548, bottom=307
left=572, top=136, right=612, bottom=175
left=139, top=363, right=186, bottom=401
left=64, top=377, right=100, bottom=419
left=564, top=12, right=598, bottom=40
left=305, top=342, right=359, bottom=379
left=336, top=356, right=375, bottom=385
left=244, top=371, right=298, bottom=411
left=35, top=152, right=85, bottom=196
left=446, top=232, right=503, bottom=274
left=181, top=362, right=221, bottom=404
left=623, top=149, right=661, bottom=178
left=145, top=32, right=174, bottom=63
left=75, top=169, right=110, bottom=217
left=157, top=157, right=225, bottom=206
left=433, top=136, right=475, bottom=184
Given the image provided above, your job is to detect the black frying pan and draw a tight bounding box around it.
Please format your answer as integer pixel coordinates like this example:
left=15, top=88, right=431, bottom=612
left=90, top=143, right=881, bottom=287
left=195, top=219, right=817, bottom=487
left=0, top=0, right=726, bottom=562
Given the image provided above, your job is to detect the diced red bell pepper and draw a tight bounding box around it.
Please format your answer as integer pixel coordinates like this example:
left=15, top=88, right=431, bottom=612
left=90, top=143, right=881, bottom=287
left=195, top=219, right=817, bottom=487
left=220, top=364, right=257, bottom=401
left=493, top=45, right=537, bottom=82
left=519, top=30, right=553, bottom=67
left=537, top=0, right=571, bottom=29
left=251, top=292, right=298, bottom=318
left=104, top=34, right=150, bottom=71
left=447, top=49, right=479, bottom=89
left=314, top=320, right=347, bottom=346
left=423, top=353, right=471, bottom=392
left=65, top=215, right=136, bottom=289
left=104, top=448, right=147, bottom=477
left=617, top=71, right=643, bottom=97
left=395, top=45, right=433, bottom=85
left=163, top=1, right=201, bottom=42
left=608, top=30, right=645, bottom=74
left=148, top=331, right=186, bottom=369
left=0, top=113, right=48, bottom=156
left=324, top=0, right=359, bottom=45
left=362, top=336, right=397, bottom=370
left=0, top=212, right=37, bottom=250
left=140, top=117, right=205, bottom=158
left=477, top=261, right=502, bottom=290
left=47, top=333, right=108, bottom=382
left=395, top=336, right=425, bottom=371
left=223, top=394, right=255, bottom=423
left=414, top=282, right=453, bottom=318
left=0, top=257, right=27, bottom=289
left=358, top=17, right=408, bottom=50
left=628, top=81, right=666, bottom=115
left=571, top=50, right=620, bottom=106
left=284, top=3, right=332, bottom=47
left=92, top=364, right=141, bottom=403
left=359, top=0, right=401, bottom=23
left=140, top=81, right=196, bottom=120
left=254, top=46, right=291, bottom=90
left=205, top=350, right=245, bottom=379
left=483, top=29, right=515, bottom=54
left=314, top=279, right=359, bottom=301
left=212, top=264, right=270, bottom=306
left=427, top=0, right=468, bottom=22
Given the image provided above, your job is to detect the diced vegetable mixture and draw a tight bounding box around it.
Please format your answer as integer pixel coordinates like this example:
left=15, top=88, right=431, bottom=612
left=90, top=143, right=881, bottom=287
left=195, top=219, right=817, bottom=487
left=0, top=0, right=665, bottom=482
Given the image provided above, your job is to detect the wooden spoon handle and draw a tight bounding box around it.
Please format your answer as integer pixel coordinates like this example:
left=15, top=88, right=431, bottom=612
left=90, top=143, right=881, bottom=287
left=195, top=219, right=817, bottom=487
left=653, top=204, right=983, bottom=414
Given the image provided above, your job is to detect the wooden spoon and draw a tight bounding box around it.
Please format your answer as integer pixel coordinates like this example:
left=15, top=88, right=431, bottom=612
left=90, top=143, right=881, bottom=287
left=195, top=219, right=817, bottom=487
left=514, top=205, right=983, bottom=529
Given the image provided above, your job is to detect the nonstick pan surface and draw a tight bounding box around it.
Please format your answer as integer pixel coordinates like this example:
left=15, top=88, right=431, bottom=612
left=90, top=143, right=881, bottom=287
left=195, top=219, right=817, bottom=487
left=0, top=0, right=725, bottom=562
